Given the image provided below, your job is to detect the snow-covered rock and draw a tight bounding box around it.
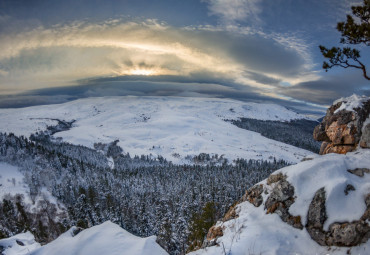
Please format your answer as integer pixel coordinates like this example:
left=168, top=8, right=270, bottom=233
left=0, top=96, right=314, bottom=164
left=333, top=94, right=370, bottom=113
left=190, top=149, right=370, bottom=255
left=314, top=94, right=370, bottom=154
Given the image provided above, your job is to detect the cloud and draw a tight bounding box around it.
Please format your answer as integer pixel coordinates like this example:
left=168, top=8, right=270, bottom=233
left=278, top=70, right=370, bottom=105
left=0, top=69, right=8, bottom=77
left=0, top=94, right=75, bottom=108
left=244, top=71, right=281, bottom=85
left=0, top=76, right=326, bottom=117
left=203, top=0, right=262, bottom=24
left=0, top=18, right=314, bottom=96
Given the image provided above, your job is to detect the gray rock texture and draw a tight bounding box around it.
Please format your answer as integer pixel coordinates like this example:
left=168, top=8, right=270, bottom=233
left=306, top=188, right=370, bottom=247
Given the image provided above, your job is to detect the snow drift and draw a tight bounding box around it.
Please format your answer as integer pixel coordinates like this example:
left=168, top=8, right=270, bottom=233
left=1, top=221, right=168, bottom=255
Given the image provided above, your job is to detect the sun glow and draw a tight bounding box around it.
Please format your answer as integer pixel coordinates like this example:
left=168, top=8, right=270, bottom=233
left=130, top=69, right=156, bottom=76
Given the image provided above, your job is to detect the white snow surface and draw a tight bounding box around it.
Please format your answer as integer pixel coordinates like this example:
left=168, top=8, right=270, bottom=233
left=0, top=96, right=314, bottom=164
left=334, top=94, right=370, bottom=113
left=0, top=162, right=64, bottom=212
left=0, top=232, right=41, bottom=255
left=29, top=221, right=168, bottom=255
left=0, top=163, right=29, bottom=201
left=190, top=149, right=370, bottom=255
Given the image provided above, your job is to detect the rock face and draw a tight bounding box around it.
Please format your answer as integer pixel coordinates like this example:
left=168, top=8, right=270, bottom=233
left=244, top=184, right=264, bottom=207
left=313, top=95, right=370, bottom=154
left=360, top=123, right=370, bottom=148
left=264, top=174, right=303, bottom=229
left=306, top=189, right=370, bottom=247
left=206, top=226, right=223, bottom=241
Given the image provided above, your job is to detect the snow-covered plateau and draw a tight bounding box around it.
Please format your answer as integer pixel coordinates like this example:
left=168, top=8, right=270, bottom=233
left=0, top=96, right=315, bottom=164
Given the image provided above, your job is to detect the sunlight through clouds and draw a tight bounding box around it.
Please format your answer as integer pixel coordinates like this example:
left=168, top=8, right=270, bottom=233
left=0, top=18, right=315, bottom=94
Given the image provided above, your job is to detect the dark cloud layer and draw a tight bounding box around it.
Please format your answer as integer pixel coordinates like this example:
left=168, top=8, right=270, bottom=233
left=0, top=76, right=327, bottom=117
left=279, top=71, right=370, bottom=105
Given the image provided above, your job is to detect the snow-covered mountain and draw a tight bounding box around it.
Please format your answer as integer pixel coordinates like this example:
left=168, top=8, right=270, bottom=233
left=0, top=221, right=168, bottom=255
left=0, top=96, right=315, bottom=163
left=189, top=149, right=370, bottom=255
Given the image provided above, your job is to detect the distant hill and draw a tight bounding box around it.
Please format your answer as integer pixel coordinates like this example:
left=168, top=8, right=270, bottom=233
left=0, top=96, right=315, bottom=164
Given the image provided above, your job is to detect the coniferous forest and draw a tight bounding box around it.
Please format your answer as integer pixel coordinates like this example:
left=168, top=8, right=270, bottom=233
left=0, top=131, right=288, bottom=254
left=230, top=118, right=321, bottom=153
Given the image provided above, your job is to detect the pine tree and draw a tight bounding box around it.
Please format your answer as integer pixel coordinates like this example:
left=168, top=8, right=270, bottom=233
left=320, top=0, right=370, bottom=80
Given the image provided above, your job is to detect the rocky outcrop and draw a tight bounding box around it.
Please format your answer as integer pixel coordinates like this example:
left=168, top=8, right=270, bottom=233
left=243, top=184, right=264, bottom=207
left=313, top=95, right=370, bottom=154
left=198, top=97, right=370, bottom=254
left=204, top=162, right=370, bottom=250
left=212, top=173, right=304, bottom=232
left=264, top=174, right=303, bottom=229
left=360, top=123, right=370, bottom=148
left=306, top=189, right=370, bottom=247
left=306, top=188, right=328, bottom=245
left=206, top=226, right=223, bottom=241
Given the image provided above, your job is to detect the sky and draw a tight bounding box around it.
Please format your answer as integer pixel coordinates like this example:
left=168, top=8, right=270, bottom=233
left=0, top=0, right=369, bottom=116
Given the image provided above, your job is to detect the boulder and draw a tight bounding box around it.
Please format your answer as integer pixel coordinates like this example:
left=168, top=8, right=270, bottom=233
left=264, top=175, right=303, bottom=229
left=306, top=188, right=370, bottom=247
left=314, top=95, right=370, bottom=155
left=306, top=188, right=327, bottom=245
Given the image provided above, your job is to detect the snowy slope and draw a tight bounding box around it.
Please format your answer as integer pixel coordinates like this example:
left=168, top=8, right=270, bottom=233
left=1, top=221, right=168, bottom=255
left=0, top=163, right=29, bottom=200
left=0, top=96, right=314, bottom=163
left=189, top=149, right=370, bottom=255
left=0, top=162, right=63, bottom=211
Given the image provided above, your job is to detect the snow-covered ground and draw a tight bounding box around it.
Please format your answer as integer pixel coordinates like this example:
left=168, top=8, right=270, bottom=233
left=189, top=149, right=370, bottom=255
left=0, top=162, right=64, bottom=212
left=0, top=221, right=168, bottom=255
left=0, top=231, right=41, bottom=255
left=0, top=96, right=315, bottom=163
left=0, top=163, right=29, bottom=201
